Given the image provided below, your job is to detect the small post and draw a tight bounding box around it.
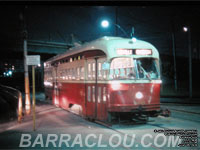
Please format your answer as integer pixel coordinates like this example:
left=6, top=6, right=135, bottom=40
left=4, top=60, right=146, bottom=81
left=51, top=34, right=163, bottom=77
left=32, top=66, right=36, bottom=131
left=18, top=92, right=23, bottom=123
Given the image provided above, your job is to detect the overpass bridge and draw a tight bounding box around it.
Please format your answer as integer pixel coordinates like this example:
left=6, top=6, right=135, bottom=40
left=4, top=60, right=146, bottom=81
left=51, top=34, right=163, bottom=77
left=26, top=40, right=73, bottom=54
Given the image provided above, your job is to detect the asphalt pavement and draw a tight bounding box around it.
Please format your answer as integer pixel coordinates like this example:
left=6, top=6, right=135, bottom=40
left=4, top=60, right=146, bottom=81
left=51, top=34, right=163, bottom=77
left=0, top=92, right=199, bottom=150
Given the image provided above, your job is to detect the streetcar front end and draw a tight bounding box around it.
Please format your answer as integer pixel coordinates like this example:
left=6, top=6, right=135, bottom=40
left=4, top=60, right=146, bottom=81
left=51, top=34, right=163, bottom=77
left=105, top=46, right=162, bottom=121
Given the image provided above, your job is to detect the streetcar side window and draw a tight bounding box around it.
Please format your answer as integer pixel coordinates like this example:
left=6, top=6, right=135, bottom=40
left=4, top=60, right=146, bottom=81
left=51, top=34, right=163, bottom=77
left=74, top=68, right=77, bottom=80
left=88, top=63, right=91, bottom=80
left=80, top=66, right=84, bottom=80
left=77, top=67, right=80, bottom=80
left=92, top=86, right=95, bottom=102
left=98, top=62, right=102, bottom=80
left=99, top=59, right=108, bottom=80
left=98, top=87, right=101, bottom=103
left=65, top=69, right=68, bottom=80
left=68, top=69, right=70, bottom=80
left=103, top=87, right=107, bottom=102
left=72, top=68, right=75, bottom=80
left=92, top=62, right=95, bottom=80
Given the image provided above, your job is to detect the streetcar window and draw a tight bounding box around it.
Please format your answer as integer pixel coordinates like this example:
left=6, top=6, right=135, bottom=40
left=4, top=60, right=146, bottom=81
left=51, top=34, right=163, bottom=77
left=109, top=57, right=160, bottom=80
left=98, top=87, right=101, bottom=103
left=92, top=86, right=95, bottom=102
left=103, top=87, right=106, bottom=102
left=98, top=62, right=102, bottom=71
left=77, top=67, right=80, bottom=80
left=92, top=63, right=95, bottom=79
left=69, top=68, right=72, bottom=80
left=88, top=63, right=91, bottom=79
left=72, top=68, right=74, bottom=80
left=98, top=62, right=102, bottom=80
left=65, top=69, right=68, bottom=80
left=136, top=58, right=159, bottom=79
left=88, top=63, right=91, bottom=71
left=80, top=67, right=84, bottom=80
left=87, top=86, right=91, bottom=102
left=110, top=57, right=135, bottom=80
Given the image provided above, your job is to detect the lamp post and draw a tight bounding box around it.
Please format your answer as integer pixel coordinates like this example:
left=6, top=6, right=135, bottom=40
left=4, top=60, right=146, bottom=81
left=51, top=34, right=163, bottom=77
left=20, top=7, right=31, bottom=115
left=183, top=26, right=192, bottom=99
left=171, top=31, right=177, bottom=91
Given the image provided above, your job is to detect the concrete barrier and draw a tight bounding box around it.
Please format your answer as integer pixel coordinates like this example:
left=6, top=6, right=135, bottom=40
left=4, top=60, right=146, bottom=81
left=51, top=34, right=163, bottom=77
left=0, top=84, right=22, bottom=123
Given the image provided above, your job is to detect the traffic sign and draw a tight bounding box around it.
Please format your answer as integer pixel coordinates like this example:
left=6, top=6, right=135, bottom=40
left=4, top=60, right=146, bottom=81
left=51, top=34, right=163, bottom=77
left=26, top=55, right=40, bottom=66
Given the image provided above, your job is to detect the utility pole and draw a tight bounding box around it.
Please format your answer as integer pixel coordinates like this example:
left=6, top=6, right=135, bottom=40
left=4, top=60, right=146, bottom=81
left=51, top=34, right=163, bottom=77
left=24, top=30, right=31, bottom=115
left=20, top=7, right=31, bottom=115
left=172, top=31, right=177, bottom=91
left=171, top=16, right=177, bottom=91
left=32, top=66, right=36, bottom=131
left=188, top=27, right=192, bottom=99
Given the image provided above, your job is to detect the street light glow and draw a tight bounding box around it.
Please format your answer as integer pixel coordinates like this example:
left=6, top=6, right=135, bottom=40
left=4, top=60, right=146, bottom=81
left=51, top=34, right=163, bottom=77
left=183, top=27, right=188, bottom=32
left=8, top=70, right=12, bottom=75
left=131, top=37, right=137, bottom=42
left=101, top=20, right=109, bottom=28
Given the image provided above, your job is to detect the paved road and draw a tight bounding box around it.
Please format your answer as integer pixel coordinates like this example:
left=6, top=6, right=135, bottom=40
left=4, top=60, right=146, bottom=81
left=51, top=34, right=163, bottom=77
left=0, top=100, right=199, bottom=150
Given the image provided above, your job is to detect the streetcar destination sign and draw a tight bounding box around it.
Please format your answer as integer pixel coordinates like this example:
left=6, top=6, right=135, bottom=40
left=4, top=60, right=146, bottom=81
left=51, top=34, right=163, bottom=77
left=26, top=55, right=40, bottom=66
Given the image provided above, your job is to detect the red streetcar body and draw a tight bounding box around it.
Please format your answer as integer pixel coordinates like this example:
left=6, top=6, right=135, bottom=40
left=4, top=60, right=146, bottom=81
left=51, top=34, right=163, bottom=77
left=44, top=37, right=162, bottom=122
left=108, top=83, right=161, bottom=112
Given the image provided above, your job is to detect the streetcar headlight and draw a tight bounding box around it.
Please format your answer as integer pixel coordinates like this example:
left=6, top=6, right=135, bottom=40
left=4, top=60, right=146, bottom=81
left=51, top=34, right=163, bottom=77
left=135, top=92, right=143, bottom=99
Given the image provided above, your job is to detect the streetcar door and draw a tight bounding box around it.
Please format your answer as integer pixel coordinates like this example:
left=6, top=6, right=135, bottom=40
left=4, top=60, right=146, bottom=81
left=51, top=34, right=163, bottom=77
left=85, top=59, right=96, bottom=119
left=96, top=58, right=107, bottom=121
left=52, top=65, right=59, bottom=106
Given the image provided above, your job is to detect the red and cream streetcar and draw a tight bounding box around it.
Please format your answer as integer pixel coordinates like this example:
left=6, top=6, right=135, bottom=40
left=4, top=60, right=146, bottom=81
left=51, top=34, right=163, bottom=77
left=44, top=36, right=163, bottom=122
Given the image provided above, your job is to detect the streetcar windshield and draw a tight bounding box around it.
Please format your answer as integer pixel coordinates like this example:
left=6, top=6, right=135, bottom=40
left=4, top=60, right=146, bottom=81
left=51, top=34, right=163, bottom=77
left=109, top=57, right=160, bottom=80
left=136, top=58, right=160, bottom=80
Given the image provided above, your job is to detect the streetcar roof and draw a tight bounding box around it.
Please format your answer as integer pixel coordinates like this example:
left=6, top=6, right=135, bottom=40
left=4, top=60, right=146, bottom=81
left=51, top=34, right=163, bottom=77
left=45, top=36, right=159, bottom=63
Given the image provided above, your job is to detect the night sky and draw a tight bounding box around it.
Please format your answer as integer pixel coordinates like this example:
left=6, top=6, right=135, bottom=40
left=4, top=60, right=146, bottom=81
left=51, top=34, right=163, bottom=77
left=1, top=5, right=200, bottom=58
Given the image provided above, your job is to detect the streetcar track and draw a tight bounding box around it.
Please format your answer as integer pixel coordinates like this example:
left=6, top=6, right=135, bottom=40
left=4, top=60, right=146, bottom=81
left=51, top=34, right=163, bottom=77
left=168, top=108, right=200, bottom=115
left=161, top=103, right=200, bottom=115
left=47, top=102, right=200, bottom=149
left=95, top=120, right=162, bottom=150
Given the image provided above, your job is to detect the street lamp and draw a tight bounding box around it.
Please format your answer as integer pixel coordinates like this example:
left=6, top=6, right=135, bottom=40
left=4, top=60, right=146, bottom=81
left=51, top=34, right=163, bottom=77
left=183, top=26, right=192, bottom=98
left=183, top=27, right=188, bottom=32
left=101, top=20, right=109, bottom=28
